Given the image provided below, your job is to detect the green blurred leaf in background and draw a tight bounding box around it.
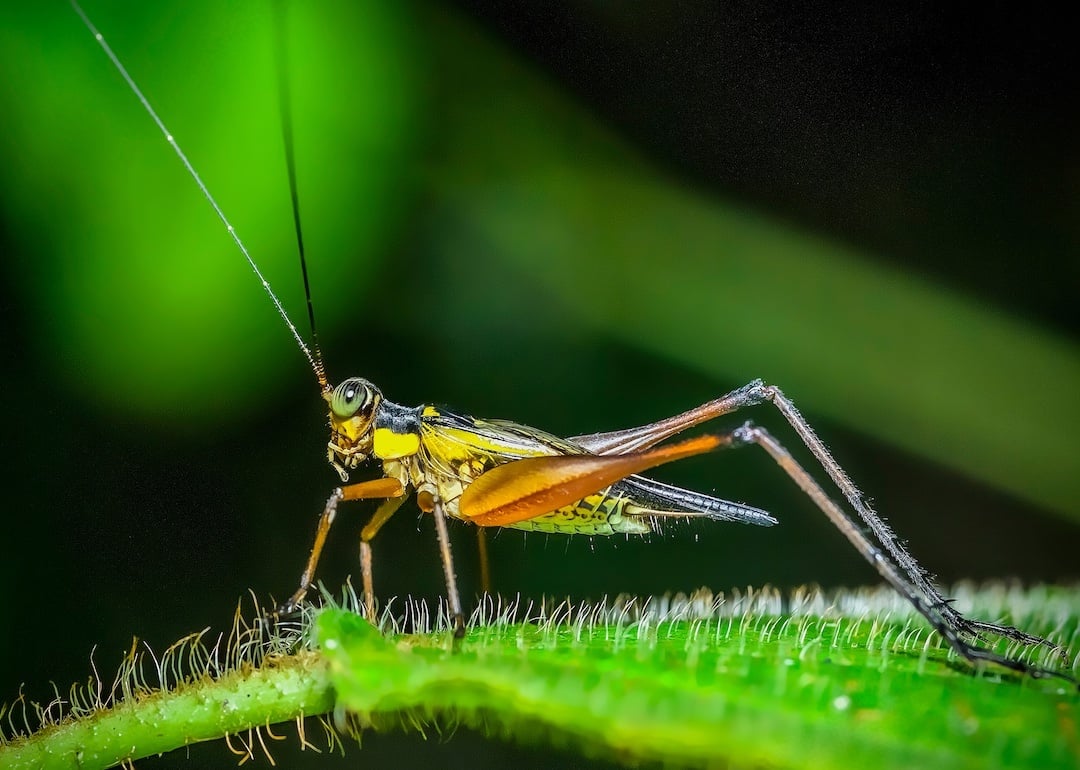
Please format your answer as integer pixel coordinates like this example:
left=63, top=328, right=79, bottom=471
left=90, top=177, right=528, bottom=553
left=1, top=2, right=1076, bottom=518
left=0, top=1, right=417, bottom=424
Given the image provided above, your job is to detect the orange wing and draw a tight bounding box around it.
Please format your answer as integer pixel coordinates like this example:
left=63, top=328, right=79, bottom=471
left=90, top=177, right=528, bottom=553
left=459, top=434, right=727, bottom=527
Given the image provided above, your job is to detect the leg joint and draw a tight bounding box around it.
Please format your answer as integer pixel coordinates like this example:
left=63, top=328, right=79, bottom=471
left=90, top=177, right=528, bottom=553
left=737, top=378, right=771, bottom=405
left=731, top=420, right=761, bottom=446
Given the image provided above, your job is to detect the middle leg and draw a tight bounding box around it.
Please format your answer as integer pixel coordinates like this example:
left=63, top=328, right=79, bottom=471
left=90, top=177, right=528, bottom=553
left=359, top=495, right=407, bottom=622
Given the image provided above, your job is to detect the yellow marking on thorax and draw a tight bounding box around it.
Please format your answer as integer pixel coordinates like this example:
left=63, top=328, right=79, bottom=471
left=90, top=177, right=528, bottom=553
left=373, top=427, right=421, bottom=459
left=424, top=424, right=551, bottom=462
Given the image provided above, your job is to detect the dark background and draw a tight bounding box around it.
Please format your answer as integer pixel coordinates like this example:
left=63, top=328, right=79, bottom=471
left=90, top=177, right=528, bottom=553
left=0, top=1, right=1077, bottom=768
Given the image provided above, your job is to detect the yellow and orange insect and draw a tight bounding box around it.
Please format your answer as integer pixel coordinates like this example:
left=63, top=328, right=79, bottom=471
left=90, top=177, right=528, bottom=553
left=71, top=0, right=1071, bottom=683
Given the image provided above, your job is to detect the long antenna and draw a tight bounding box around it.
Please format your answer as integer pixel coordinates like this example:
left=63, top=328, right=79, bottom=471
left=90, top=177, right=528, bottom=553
left=272, top=0, right=329, bottom=392
left=69, top=0, right=326, bottom=387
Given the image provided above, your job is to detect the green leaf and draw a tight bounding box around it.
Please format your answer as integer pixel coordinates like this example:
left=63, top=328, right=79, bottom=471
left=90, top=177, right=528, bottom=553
left=318, top=585, right=1078, bottom=769
left=3, top=585, right=1075, bottom=769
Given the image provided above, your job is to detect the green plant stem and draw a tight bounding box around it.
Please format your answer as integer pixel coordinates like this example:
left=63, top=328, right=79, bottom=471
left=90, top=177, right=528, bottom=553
left=1, top=651, right=331, bottom=770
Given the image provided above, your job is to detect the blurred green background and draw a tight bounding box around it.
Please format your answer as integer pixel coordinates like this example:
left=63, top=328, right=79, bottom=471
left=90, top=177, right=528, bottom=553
left=0, top=1, right=1077, bottom=767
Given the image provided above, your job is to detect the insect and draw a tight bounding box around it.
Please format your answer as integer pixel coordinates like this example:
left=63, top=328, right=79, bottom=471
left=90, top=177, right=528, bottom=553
left=71, top=1, right=1072, bottom=683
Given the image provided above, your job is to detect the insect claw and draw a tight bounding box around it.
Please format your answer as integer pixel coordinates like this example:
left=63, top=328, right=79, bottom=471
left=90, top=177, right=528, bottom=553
left=270, top=600, right=303, bottom=625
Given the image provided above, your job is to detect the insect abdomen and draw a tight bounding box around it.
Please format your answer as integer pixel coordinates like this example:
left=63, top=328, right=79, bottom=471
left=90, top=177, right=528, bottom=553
left=503, top=490, right=651, bottom=535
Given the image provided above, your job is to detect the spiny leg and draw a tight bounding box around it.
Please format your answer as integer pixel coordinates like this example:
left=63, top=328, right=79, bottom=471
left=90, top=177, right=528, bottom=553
left=755, top=383, right=1066, bottom=660
left=728, top=419, right=1073, bottom=683
left=281, top=477, right=404, bottom=613
left=359, top=496, right=407, bottom=623
left=418, top=491, right=465, bottom=638
left=577, top=379, right=1066, bottom=662
left=434, top=501, right=466, bottom=638
left=571, top=380, right=763, bottom=453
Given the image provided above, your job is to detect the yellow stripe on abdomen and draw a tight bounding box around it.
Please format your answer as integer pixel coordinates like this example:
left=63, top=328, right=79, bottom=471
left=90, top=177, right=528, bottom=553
left=503, top=492, right=651, bottom=535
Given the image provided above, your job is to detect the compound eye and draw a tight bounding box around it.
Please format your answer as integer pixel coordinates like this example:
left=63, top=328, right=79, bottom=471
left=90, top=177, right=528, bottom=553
left=330, top=378, right=373, bottom=419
